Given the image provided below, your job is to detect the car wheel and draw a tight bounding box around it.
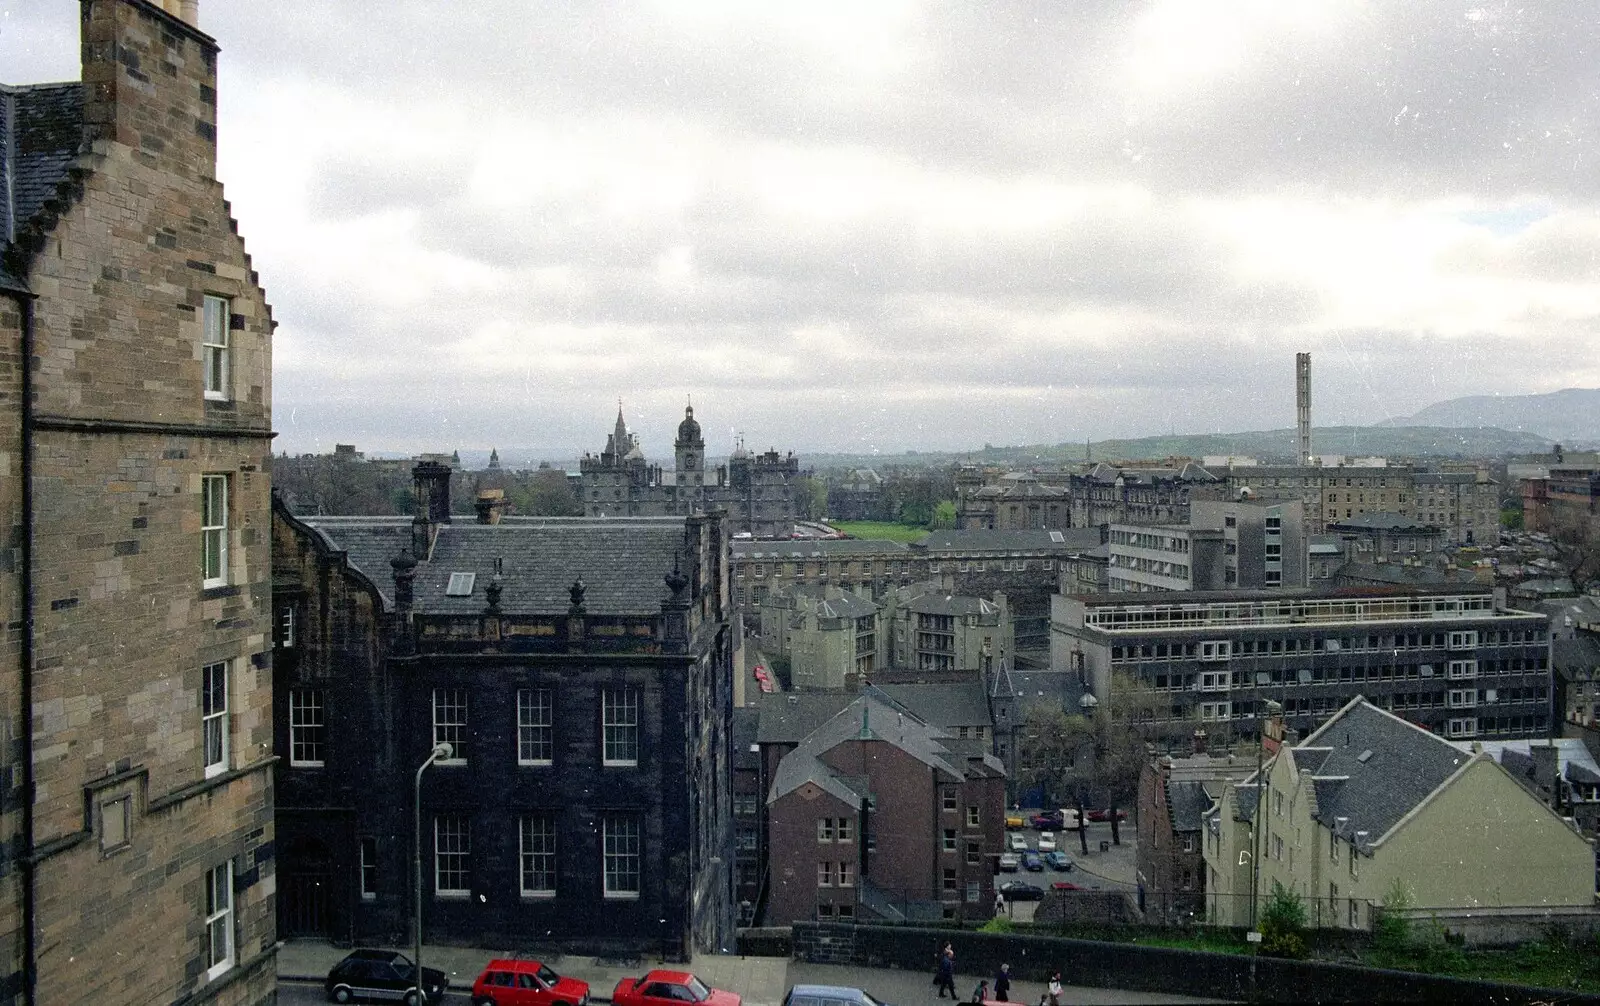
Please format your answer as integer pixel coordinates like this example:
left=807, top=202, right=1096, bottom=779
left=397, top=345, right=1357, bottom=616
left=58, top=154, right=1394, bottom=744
left=405, top=991, right=422, bottom=1006
left=330, top=986, right=354, bottom=1004
left=474, top=999, right=496, bottom=1006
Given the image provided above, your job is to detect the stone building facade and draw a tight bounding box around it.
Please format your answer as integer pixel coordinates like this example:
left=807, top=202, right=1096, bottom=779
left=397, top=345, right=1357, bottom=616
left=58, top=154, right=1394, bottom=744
left=580, top=405, right=800, bottom=537
left=1216, top=464, right=1500, bottom=545
left=2, top=3, right=277, bottom=1004
left=270, top=466, right=735, bottom=958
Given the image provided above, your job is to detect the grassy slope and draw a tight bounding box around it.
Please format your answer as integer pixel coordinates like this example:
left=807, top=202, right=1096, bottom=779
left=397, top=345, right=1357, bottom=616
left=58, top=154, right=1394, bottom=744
left=828, top=521, right=930, bottom=543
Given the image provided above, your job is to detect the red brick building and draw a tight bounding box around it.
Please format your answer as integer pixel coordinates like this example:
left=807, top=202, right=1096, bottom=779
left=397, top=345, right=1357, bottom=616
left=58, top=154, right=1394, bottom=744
left=766, top=693, right=1005, bottom=924
left=1135, top=745, right=1252, bottom=923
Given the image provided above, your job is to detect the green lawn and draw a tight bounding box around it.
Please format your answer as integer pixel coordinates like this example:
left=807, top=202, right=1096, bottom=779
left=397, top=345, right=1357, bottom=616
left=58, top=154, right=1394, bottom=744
left=828, top=521, right=930, bottom=543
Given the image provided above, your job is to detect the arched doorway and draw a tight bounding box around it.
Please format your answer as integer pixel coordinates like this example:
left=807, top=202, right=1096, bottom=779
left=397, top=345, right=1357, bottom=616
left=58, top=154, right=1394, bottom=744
left=280, top=835, right=334, bottom=938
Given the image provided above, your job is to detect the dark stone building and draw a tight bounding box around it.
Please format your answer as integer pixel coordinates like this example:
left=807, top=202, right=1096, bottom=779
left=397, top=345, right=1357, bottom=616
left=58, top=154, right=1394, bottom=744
left=1135, top=749, right=1253, bottom=923
left=581, top=404, right=800, bottom=538
left=270, top=465, right=735, bottom=958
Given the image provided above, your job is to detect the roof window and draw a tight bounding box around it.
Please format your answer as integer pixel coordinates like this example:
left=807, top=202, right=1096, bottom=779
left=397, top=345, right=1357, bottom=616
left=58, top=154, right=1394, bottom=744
left=445, top=572, right=477, bottom=596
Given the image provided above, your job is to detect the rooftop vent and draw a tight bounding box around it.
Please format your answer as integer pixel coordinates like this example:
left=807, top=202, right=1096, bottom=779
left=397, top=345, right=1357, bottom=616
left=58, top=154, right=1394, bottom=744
left=1050, top=531, right=1065, bottom=543
left=445, top=572, right=476, bottom=596
left=1356, top=749, right=1374, bottom=763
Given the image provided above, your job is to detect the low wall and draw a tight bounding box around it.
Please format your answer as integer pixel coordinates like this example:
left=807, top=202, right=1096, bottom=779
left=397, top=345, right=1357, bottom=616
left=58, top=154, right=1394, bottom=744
left=790, top=922, right=1600, bottom=1005
left=1396, top=905, right=1600, bottom=947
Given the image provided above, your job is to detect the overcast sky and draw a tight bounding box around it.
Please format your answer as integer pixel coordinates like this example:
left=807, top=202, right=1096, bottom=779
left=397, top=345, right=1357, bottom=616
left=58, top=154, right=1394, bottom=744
left=4, top=1, right=1596, bottom=458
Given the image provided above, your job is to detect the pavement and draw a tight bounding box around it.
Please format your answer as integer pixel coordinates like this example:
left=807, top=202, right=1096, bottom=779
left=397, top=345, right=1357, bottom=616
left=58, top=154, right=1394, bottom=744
left=277, top=940, right=1224, bottom=1005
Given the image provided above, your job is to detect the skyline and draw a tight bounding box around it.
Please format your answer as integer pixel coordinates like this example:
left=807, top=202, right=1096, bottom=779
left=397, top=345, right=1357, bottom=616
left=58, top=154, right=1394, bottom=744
left=4, top=1, right=1596, bottom=454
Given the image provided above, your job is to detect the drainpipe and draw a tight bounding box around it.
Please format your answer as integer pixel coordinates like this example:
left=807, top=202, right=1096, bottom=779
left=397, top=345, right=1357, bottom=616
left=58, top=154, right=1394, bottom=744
left=13, top=288, right=38, bottom=1006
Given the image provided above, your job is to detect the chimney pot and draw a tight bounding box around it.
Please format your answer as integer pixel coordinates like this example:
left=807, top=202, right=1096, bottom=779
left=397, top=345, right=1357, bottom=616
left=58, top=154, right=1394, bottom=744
left=475, top=488, right=505, bottom=524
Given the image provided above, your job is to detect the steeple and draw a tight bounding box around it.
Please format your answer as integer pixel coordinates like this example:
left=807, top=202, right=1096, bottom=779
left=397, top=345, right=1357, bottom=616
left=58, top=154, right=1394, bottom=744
left=613, top=400, right=630, bottom=457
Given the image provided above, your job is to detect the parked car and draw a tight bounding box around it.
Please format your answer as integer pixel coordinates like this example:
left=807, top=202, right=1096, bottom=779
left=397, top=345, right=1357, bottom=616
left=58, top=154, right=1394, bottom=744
left=1061, top=809, right=1083, bottom=831
left=470, top=959, right=591, bottom=1006
left=1050, top=881, right=1084, bottom=891
left=1086, top=809, right=1128, bottom=823
left=999, top=880, right=1045, bottom=901
left=612, top=971, right=740, bottom=1006
left=998, top=852, right=1020, bottom=872
left=1007, top=832, right=1028, bottom=852
left=1037, top=831, right=1056, bottom=852
left=1004, top=812, right=1025, bottom=830
left=1043, top=850, right=1073, bottom=871
left=782, top=985, right=890, bottom=1006
left=325, top=949, right=448, bottom=1005
left=753, top=667, right=770, bottom=683
left=1029, top=811, right=1063, bottom=830
left=1021, top=850, right=1043, bottom=872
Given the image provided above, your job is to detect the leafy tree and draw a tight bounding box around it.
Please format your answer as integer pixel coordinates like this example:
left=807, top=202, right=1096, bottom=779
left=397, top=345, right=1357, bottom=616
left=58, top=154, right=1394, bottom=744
left=1259, top=880, right=1307, bottom=959
left=792, top=475, right=829, bottom=521
left=1372, top=879, right=1414, bottom=956
left=931, top=500, right=957, bottom=529
left=513, top=467, right=582, bottom=516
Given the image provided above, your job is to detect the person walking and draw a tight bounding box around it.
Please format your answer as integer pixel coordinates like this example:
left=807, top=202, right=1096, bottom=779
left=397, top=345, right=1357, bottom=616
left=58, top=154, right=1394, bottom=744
left=1046, top=972, right=1062, bottom=1006
left=994, top=963, right=1011, bottom=1002
left=993, top=889, right=1005, bottom=917
left=935, top=944, right=957, bottom=999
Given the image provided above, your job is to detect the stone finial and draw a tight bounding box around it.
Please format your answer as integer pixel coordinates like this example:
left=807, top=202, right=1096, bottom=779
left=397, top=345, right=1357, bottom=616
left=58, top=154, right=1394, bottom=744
left=486, top=575, right=503, bottom=612
left=665, top=561, right=689, bottom=598
left=568, top=578, right=586, bottom=614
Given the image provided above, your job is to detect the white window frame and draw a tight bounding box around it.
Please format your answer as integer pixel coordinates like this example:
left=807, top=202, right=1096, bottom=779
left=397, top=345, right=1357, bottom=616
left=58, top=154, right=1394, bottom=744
left=1198, top=640, right=1232, bottom=661
left=202, top=294, right=230, bottom=401
left=839, top=861, right=855, bottom=887
left=434, top=814, right=470, bottom=896
left=817, top=818, right=834, bottom=843
left=602, top=815, right=640, bottom=899
left=517, top=688, right=554, bottom=766
left=288, top=688, right=325, bottom=767
left=1447, top=630, right=1479, bottom=649
left=359, top=837, right=377, bottom=900
left=100, top=796, right=130, bottom=854
left=201, top=475, right=228, bottom=588
left=519, top=814, right=557, bottom=898
left=601, top=686, right=639, bottom=767
left=278, top=604, right=295, bottom=648
left=1446, top=659, right=1478, bottom=680
left=817, top=862, right=834, bottom=887
left=836, top=816, right=853, bottom=843
left=1446, top=717, right=1478, bottom=738
left=202, top=661, right=229, bottom=778
left=205, top=861, right=234, bottom=979
left=432, top=688, right=468, bottom=765
left=1199, top=670, right=1230, bottom=692
left=1447, top=688, right=1478, bottom=710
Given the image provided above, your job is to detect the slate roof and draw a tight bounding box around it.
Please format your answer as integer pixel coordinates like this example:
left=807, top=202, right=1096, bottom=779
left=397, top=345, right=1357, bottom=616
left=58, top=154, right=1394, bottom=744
left=768, top=692, right=1002, bottom=805
left=1457, top=739, right=1600, bottom=790
left=730, top=706, right=761, bottom=770
left=1308, top=534, right=1344, bottom=555
left=299, top=515, right=688, bottom=615
left=917, top=528, right=1102, bottom=552
left=1536, top=596, right=1600, bottom=638
left=781, top=587, right=878, bottom=620
left=1331, top=559, right=1482, bottom=588
left=2, top=83, right=84, bottom=253
left=1552, top=635, right=1600, bottom=679
left=1083, top=462, right=1219, bottom=484
left=872, top=682, right=992, bottom=728
left=755, top=691, right=857, bottom=745
left=1167, top=780, right=1212, bottom=832
left=893, top=585, right=1003, bottom=618
left=1297, top=698, right=1472, bottom=844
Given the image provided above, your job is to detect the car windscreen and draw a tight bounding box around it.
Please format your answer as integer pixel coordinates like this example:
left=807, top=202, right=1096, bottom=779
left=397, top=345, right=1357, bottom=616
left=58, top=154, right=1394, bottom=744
left=686, top=977, right=713, bottom=1001
left=538, top=964, right=561, bottom=987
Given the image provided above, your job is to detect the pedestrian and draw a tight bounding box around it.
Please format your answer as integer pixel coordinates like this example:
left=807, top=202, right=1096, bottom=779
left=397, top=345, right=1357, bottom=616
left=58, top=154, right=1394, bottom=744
left=934, top=944, right=957, bottom=999
left=1047, top=972, right=1062, bottom=1006
left=970, top=980, right=989, bottom=1005
left=993, top=889, right=1005, bottom=917
left=994, top=963, right=1011, bottom=1002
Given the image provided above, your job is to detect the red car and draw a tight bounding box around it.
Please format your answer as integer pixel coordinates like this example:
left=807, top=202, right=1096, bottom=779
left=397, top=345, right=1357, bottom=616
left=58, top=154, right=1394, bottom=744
left=612, top=971, right=741, bottom=1006
left=1086, top=809, right=1128, bottom=823
left=471, top=959, right=590, bottom=1006
left=1051, top=881, right=1084, bottom=891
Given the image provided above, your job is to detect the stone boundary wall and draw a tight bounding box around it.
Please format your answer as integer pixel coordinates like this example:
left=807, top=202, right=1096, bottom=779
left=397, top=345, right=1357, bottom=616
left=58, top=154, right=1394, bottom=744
left=785, top=922, right=1600, bottom=1005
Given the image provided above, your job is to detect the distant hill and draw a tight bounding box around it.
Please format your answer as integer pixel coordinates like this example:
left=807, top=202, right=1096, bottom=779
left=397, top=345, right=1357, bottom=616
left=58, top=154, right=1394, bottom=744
left=799, top=424, right=1553, bottom=471
left=1378, top=388, right=1600, bottom=447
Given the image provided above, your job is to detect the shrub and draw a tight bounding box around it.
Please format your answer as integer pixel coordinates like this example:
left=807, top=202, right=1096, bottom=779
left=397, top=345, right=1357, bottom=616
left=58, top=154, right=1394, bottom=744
left=1372, top=880, right=1413, bottom=955
left=1259, top=881, right=1308, bottom=959
left=979, top=916, right=1015, bottom=934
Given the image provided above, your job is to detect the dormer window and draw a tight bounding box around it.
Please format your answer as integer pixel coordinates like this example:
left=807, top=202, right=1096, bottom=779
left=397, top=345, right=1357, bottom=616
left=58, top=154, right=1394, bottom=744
left=445, top=572, right=476, bottom=596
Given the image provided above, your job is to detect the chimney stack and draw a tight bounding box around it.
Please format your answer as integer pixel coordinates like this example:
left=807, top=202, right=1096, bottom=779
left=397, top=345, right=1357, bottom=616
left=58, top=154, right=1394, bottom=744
left=412, top=461, right=452, bottom=558
left=474, top=488, right=506, bottom=524
left=153, top=0, right=199, bottom=27
left=1296, top=352, right=1312, bottom=467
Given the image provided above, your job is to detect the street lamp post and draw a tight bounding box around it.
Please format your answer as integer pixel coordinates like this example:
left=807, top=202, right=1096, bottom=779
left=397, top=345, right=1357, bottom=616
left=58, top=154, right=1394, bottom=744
left=414, top=742, right=453, bottom=1002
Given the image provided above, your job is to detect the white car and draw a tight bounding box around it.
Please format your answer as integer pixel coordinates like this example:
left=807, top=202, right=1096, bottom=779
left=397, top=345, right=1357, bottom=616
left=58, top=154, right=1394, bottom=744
left=1007, top=832, right=1028, bottom=852
left=998, top=852, right=1021, bottom=872
left=1038, top=831, right=1056, bottom=852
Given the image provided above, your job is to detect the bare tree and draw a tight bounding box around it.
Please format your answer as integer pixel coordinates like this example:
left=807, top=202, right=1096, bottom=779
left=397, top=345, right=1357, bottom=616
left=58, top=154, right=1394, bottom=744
left=1549, top=510, right=1600, bottom=592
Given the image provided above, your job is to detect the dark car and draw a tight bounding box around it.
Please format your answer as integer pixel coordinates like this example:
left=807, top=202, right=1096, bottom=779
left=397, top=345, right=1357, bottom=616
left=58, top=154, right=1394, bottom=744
left=999, top=880, right=1045, bottom=902
left=1086, top=808, right=1128, bottom=823
left=1021, top=850, right=1043, bottom=872
left=326, top=949, right=448, bottom=1005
